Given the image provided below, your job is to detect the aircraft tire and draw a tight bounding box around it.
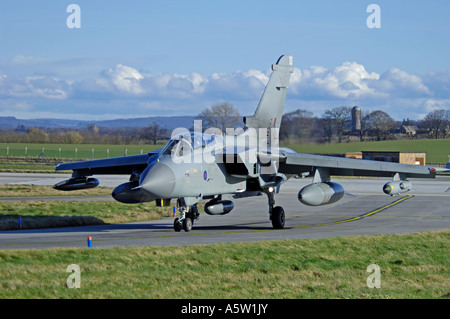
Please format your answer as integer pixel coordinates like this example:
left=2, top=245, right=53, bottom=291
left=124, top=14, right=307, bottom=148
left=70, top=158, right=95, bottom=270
left=174, top=218, right=182, bottom=232
left=271, top=206, right=285, bottom=229
left=183, top=217, right=193, bottom=232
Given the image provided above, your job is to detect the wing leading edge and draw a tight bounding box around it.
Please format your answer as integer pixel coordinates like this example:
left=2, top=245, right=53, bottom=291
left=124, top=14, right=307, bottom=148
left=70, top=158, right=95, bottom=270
left=279, top=151, right=437, bottom=179
left=55, top=149, right=161, bottom=176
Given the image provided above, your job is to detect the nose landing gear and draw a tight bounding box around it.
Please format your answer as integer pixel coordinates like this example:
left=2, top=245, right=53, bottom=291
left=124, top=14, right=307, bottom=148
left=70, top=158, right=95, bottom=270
left=173, top=204, right=199, bottom=232
left=265, top=187, right=285, bottom=229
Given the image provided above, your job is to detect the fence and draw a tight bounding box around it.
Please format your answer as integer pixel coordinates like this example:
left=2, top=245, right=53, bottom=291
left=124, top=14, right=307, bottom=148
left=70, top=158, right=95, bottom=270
left=0, top=144, right=155, bottom=164
left=1, top=144, right=448, bottom=166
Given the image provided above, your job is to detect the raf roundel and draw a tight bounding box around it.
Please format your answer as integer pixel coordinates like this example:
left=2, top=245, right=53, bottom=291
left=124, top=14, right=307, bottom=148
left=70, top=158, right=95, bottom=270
left=203, top=171, right=207, bottom=181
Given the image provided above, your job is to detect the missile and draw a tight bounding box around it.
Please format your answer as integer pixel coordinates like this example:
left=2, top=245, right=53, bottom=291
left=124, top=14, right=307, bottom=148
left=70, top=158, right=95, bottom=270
left=298, top=182, right=344, bottom=206
left=204, top=200, right=234, bottom=215
left=383, top=180, right=412, bottom=196
left=53, top=177, right=99, bottom=191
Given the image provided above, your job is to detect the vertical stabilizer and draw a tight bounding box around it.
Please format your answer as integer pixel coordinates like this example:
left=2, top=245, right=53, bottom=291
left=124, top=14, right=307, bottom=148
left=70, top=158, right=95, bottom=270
left=244, top=55, right=294, bottom=129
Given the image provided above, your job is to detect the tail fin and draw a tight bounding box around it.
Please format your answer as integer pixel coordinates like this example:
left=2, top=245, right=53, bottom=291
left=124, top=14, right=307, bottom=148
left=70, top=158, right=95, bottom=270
left=244, top=55, right=294, bottom=129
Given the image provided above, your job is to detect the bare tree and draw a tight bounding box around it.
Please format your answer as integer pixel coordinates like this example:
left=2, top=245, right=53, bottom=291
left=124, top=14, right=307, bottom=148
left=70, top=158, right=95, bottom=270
left=324, top=106, right=352, bottom=143
left=197, top=102, right=241, bottom=133
left=141, top=121, right=169, bottom=145
left=280, top=109, right=315, bottom=142
left=86, top=123, right=100, bottom=143
left=365, top=110, right=396, bottom=141
left=320, top=116, right=334, bottom=143
left=422, top=109, right=450, bottom=139
left=359, top=110, right=371, bottom=141
left=61, top=131, right=83, bottom=144
left=25, top=127, right=49, bottom=143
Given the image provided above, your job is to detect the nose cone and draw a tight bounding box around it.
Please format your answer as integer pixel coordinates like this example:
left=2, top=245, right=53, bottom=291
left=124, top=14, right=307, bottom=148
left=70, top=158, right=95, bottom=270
left=140, top=163, right=176, bottom=198
left=298, top=185, right=322, bottom=206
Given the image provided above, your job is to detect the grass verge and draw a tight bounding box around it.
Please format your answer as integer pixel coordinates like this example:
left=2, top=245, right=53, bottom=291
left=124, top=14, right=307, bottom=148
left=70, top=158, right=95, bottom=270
left=284, top=138, right=450, bottom=164
left=0, top=161, right=59, bottom=173
left=0, top=231, right=448, bottom=298
left=0, top=184, right=113, bottom=197
left=0, top=185, right=202, bottom=230
left=0, top=200, right=174, bottom=230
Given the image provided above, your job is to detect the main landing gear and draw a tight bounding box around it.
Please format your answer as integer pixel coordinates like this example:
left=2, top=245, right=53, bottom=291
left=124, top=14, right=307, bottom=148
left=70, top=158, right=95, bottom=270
left=173, top=204, right=200, bottom=232
left=172, top=190, right=285, bottom=232
left=266, top=187, right=285, bottom=229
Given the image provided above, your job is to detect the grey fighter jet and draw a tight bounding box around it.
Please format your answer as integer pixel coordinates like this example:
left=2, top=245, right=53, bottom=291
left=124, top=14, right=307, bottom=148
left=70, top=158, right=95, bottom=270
left=54, top=55, right=443, bottom=232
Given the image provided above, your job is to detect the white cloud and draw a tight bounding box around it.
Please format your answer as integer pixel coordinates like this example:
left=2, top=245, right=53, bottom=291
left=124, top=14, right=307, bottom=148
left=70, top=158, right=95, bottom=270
left=371, top=68, right=432, bottom=97
left=289, top=62, right=432, bottom=101
left=423, top=69, right=450, bottom=98
left=104, top=64, right=145, bottom=94
left=0, top=61, right=448, bottom=120
left=421, top=99, right=450, bottom=118
left=204, top=69, right=268, bottom=100
left=0, top=73, right=70, bottom=100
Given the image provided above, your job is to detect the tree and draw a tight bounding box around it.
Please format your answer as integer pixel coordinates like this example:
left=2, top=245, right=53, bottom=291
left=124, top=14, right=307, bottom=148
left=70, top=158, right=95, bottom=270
left=279, top=109, right=315, bottom=142
left=359, top=110, right=371, bottom=141
left=26, top=127, right=49, bottom=143
left=61, top=131, right=83, bottom=144
left=86, top=123, right=100, bottom=143
left=318, top=115, right=333, bottom=143
left=197, top=102, right=241, bottom=134
left=141, top=122, right=169, bottom=145
left=365, top=110, right=396, bottom=141
left=324, top=106, right=352, bottom=143
left=422, top=109, right=450, bottom=139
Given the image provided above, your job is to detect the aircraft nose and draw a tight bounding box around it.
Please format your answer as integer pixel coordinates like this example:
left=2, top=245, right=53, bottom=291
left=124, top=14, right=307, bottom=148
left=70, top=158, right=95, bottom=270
left=140, top=163, right=176, bottom=198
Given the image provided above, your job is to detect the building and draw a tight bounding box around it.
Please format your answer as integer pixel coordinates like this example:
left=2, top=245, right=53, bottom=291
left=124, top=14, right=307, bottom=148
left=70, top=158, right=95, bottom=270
left=359, top=151, right=426, bottom=165
left=345, top=152, right=363, bottom=159
left=400, top=125, right=418, bottom=135
left=351, top=106, right=361, bottom=134
left=330, top=151, right=426, bottom=165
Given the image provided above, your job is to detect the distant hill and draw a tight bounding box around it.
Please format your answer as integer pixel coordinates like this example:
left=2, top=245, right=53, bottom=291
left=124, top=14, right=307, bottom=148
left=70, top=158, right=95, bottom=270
left=0, top=116, right=196, bottom=131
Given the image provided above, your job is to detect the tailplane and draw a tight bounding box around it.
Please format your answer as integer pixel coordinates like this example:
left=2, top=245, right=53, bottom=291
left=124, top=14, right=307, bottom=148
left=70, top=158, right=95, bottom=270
left=244, top=55, right=294, bottom=129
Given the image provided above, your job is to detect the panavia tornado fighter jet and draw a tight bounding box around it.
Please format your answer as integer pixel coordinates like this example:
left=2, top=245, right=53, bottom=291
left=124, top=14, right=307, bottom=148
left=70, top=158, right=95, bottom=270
left=54, top=55, right=444, bottom=232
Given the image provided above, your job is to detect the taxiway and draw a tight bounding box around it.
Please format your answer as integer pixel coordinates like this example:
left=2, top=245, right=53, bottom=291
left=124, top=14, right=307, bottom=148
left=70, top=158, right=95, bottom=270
left=0, top=173, right=448, bottom=249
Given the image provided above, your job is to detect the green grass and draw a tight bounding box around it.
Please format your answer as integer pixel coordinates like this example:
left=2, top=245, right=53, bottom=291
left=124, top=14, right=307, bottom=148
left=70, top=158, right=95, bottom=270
left=0, top=231, right=448, bottom=298
left=1, top=139, right=449, bottom=167
left=283, top=138, right=450, bottom=164
left=0, top=200, right=174, bottom=230
left=0, top=184, right=113, bottom=197
left=0, top=142, right=163, bottom=161
left=0, top=161, right=58, bottom=173
left=0, top=185, right=199, bottom=230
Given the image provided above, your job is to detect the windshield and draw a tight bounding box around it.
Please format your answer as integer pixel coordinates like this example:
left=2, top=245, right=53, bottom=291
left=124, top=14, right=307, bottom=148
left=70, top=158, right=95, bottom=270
left=160, top=132, right=216, bottom=158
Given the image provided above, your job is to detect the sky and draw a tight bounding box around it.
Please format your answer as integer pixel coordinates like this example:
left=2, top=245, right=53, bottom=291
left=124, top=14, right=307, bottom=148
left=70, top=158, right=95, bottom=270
left=0, top=0, right=449, bottom=122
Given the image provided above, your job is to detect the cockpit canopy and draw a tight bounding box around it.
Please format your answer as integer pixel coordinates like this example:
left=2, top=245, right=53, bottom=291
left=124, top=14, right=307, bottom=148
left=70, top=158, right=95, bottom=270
left=161, top=132, right=220, bottom=158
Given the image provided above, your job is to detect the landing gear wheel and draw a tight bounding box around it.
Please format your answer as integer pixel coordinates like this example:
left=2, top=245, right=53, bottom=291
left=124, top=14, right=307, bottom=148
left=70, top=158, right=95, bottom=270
left=191, top=205, right=200, bottom=224
left=271, top=206, right=285, bottom=229
left=183, top=217, right=193, bottom=232
left=173, top=218, right=182, bottom=232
